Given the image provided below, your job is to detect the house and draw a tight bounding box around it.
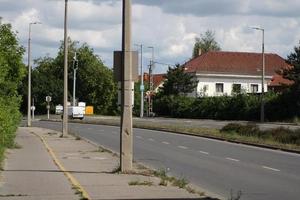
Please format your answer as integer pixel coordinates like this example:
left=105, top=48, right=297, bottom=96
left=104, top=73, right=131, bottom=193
left=183, top=51, right=292, bottom=97
left=142, top=73, right=166, bottom=93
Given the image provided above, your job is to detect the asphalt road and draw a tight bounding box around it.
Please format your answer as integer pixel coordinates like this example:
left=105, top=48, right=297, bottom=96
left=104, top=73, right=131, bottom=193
left=32, top=120, right=300, bottom=200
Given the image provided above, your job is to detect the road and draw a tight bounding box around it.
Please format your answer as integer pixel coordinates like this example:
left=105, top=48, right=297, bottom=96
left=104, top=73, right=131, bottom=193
left=32, top=120, right=300, bottom=200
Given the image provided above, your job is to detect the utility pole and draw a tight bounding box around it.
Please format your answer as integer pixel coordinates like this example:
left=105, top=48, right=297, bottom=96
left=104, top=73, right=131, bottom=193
left=148, top=46, right=154, bottom=117
left=72, top=52, right=78, bottom=106
left=27, top=22, right=41, bottom=127
left=135, top=44, right=144, bottom=118
left=120, top=0, right=133, bottom=172
left=62, top=0, right=69, bottom=136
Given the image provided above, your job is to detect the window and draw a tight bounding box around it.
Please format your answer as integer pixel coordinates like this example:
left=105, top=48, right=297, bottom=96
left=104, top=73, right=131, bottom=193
left=232, top=84, right=241, bottom=93
left=251, top=84, right=258, bottom=93
left=216, top=83, right=224, bottom=93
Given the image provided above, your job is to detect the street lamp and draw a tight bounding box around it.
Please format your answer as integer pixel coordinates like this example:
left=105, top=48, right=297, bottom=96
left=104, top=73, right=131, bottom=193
left=134, top=44, right=144, bottom=118
left=251, top=27, right=265, bottom=123
left=27, top=21, right=41, bottom=127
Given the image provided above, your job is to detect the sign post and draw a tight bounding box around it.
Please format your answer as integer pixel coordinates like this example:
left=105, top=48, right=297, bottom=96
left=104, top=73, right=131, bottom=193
left=46, top=96, right=52, bottom=120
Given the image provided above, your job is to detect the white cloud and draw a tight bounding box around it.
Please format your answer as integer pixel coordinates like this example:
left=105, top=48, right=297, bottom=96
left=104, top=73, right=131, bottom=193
left=1, top=0, right=299, bottom=73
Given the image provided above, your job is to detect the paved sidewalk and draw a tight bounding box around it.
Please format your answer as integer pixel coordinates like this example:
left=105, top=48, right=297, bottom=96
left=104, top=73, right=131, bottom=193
left=0, top=127, right=218, bottom=200
left=0, top=128, right=77, bottom=200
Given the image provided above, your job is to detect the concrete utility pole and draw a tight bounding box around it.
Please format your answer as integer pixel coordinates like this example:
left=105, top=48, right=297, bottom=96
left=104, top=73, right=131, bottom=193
left=72, top=52, right=78, bottom=106
left=120, top=0, right=133, bottom=172
left=27, top=22, right=41, bottom=127
left=148, top=46, right=154, bottom=117
left=135, top=44, right=144, bottom=118
left=62, top=0, right=69, bottom=136
left=252, top=27, right=265, bottom=123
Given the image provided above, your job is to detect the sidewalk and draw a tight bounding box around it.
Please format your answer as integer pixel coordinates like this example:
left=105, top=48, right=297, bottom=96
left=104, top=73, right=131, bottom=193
left=0, top=127, right=217, bottom=200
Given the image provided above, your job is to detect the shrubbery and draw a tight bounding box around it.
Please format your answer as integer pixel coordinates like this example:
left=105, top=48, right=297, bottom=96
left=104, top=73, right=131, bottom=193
left=0, top=97, right=22, bottom=148
left=221, top=123, right=300, bottom=145
left=0, top=21, right=25, bottom=162
left=153, top=92, right=299, bottom=121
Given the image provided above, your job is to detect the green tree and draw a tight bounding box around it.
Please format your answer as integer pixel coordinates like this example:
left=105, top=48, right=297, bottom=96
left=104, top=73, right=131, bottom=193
left=29, top=39, right=117, bottom=115
left=192, top=30, right=221, bottom=58
left=281, top=44, right=300, bottom=117
left=159, top=64, right=198, bottom=96
left=0, top=20, right=26, bottom=152
left=284, top=44, right=300, bottom=87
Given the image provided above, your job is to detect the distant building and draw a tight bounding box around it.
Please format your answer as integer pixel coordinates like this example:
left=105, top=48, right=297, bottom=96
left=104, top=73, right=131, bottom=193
left=183, top=51, right=292, bottom=97
left=142, top=73, right=166, bottom=93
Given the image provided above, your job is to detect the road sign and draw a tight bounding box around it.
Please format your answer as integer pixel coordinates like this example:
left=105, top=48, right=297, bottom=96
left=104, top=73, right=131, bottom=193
left=31, top=106, right=35, bottom=111
left=46, top=96, right=52, bottom=102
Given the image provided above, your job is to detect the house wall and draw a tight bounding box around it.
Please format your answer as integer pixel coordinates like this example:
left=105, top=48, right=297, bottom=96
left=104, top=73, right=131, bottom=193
left=190, top=74, right=271, bottom=97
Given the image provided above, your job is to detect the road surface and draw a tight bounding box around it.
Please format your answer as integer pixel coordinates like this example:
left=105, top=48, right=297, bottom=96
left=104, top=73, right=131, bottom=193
left=32, top=120, right=300, bottom=200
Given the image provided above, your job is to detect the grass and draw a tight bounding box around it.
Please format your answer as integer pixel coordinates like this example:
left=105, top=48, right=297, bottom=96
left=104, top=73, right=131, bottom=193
left=172, top=177, right=189, bottom=188
left=152, top=168, right=203, bottom=195
left=128, top=180, right=153, bottom=186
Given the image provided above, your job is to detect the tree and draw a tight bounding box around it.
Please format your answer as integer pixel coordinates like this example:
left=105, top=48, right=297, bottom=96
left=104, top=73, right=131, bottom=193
left=159, top=64, right=198, bottom=96
left=281, top=44, right=300, bottom=117
left=0, top=20, right=26, bottom=148
left=192, top=30, right=221, bottom=58
left=284, top=44, right=300, bottom=87
left=28, top=39, right=117, bottom=115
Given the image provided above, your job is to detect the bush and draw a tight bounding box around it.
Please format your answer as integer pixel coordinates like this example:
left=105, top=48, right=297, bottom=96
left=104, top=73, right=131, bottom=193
left=220, top=123, right=243, bottom=133
left=0, top=96, right=22, bottom=149
left=153, top=91, right=300, bottom=121
left=221, top=123, right=300, bottom=145
left=221, top=123, right=260, bottom=137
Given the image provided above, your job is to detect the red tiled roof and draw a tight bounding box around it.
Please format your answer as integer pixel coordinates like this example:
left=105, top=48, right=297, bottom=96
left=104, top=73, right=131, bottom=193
left=140, top=73, right=166, bottom=89
left=269, top=74, right=294, bottom=86
left=184, top=51, right=291, bottom=76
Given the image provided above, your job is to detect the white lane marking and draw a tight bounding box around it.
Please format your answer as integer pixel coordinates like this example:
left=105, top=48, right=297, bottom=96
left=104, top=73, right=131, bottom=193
left=136, top=136, right=143, bottom=139
left=198, top=150, right=209, bottom=155
left=184, top=120, right=192, bottom=123
left=111, top=131, right=118, bottom=134
left=226, top=157, right=240, bottom=162
left=87, top=127, right=92, bottom=130
left=162, top=141, right=170, bottom=145
left=178, top=145, right=188, bottom=149
left=148, top=138, right=155, bottom=141
left=262, top=166, right=280, bottom=172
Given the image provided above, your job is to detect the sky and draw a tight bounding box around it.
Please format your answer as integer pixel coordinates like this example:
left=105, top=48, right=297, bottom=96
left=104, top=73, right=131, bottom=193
left=1, top=0, right=300, bottom=74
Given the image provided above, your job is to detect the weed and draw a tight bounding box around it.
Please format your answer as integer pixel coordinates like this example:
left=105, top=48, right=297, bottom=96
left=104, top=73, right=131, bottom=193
left=159, top=179, right=168, bottom=186
left=186, top=186, right=196, bottom=194
left=172, top=177, right=188, bottom=188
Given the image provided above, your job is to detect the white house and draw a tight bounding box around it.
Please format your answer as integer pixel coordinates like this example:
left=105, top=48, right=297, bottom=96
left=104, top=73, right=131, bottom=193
left=183, top=51, right=291, bottom=97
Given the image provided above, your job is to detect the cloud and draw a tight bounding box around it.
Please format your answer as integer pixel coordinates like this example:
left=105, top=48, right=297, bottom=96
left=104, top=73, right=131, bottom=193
left=0, top=0, right=299, bottom=74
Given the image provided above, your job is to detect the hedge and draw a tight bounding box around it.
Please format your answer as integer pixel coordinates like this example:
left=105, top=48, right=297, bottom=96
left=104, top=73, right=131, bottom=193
left=153, top=92, right=299, bottom=121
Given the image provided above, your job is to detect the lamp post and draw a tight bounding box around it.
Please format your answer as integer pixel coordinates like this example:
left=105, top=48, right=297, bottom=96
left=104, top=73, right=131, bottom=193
left=135, top=44, right=144, bottom=118
left=251, top=27, right=265, bottom=123
left=27, top=21, right=41, bottom=127
left=62, top=0, right=69, bottom=136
